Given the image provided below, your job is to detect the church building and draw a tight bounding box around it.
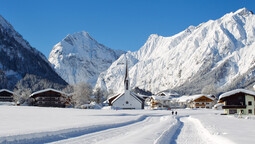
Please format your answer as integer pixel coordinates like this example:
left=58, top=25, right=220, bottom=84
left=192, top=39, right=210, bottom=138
left=108, top=62, right=144, bottom=109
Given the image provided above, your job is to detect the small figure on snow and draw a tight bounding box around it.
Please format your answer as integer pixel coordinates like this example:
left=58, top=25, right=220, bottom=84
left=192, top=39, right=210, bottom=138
left=172, top=111, right=174, bottom=115
left=175, top=111, right=177, bottom=115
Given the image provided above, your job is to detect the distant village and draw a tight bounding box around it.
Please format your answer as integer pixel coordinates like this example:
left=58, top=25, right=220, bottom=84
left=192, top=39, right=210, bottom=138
left=1, top=63, right=255, bottom=116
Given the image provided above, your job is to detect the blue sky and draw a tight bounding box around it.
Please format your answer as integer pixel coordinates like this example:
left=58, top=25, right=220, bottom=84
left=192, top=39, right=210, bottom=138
left=0, top=0, right=254, bottom=58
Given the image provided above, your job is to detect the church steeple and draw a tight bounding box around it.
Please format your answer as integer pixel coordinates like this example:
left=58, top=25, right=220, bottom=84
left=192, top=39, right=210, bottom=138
left=124, top=60, right=129, bottom=91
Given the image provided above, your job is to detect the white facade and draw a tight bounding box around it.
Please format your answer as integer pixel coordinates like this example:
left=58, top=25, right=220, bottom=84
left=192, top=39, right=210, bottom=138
left=112, top=92, right=143, bottom=109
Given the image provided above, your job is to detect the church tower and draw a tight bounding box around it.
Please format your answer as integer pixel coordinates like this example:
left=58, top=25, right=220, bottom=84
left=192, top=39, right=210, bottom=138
left=124, top=60, right=130, bottom=102
left=108, top=59, right=144, bottom=109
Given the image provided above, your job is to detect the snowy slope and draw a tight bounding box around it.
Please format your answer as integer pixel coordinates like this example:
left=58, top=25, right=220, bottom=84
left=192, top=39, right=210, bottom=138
left=96, top=8, right=255, bottom=94
left=0, top=15, right=67, bottom=91
left=49, top=31, right=125, bottom=86
left=2, top=106, right=254, bottom=144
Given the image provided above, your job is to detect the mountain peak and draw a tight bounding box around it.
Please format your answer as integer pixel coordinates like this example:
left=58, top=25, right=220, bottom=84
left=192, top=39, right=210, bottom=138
left=49, top=31, right=126, bottom=86
left=62, top=31, right=96, bottom=46
left=234, top=8, right=253, bottom=16
left=74, top=31, right=90, bottom=37
left=149, top=34, right=159, bottom=38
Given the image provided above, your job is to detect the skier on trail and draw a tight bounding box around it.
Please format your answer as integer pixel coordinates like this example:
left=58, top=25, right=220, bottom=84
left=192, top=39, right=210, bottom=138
left=172, top=111, right=174, bottom=115
left=175, top=111, right=177, bottom=115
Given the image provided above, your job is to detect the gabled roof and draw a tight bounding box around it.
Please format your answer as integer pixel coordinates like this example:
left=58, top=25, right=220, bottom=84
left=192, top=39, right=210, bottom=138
left=0, top=89, right=14, bottom=94
left=30, top=88, right=67, bottom=97
left=173, top=95, right=193, bottom=103
left=107, top=93, right=122, bottom=105
left=192, top=94, right=215, bottom=101
left=172, top=94, right=215, bottom=103
left=151, top=95, right=171, bottom=101
left=219, top=89, right=255, bottom=101
left=131, top=91, right=145, bottom=102
left=156, top=90, right=179, bottom=96
left=109, top=92, right=144, bottom=105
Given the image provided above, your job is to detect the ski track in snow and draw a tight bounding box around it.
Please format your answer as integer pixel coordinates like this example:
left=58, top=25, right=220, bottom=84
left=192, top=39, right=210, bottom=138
left=172, top=116, right=215, bottom=144
left=0, top=115, right=148, bottom=144
left=51, top=115, right=176, bottom=144
left=1, top=113, right=234, bottom=144
left=50, top=115, right=230, bottom=144
left=171, top=116, right=233, bottom=144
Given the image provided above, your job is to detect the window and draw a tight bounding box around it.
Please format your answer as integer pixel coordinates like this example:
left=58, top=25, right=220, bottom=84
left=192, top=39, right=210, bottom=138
left=196, top=103, right=199, bottom=104
left=229, top=109, right=237, bottom=114
left=126, top=101, right=129, bottom=104
left=206, top=107, right=209, bottom=108
left=248, top=101, right=252, bottom=106
left=241, top=110, right=244, bottom=114
left=249, top=109, right=252, bottom=114
left=206, top=103, right=209, bottom=105
left=126, top=80, right=128, bottom=90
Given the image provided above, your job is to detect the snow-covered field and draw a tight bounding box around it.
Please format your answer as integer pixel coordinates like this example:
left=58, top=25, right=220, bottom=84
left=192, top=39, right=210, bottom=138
left=0, top=106, right=254, bottom=144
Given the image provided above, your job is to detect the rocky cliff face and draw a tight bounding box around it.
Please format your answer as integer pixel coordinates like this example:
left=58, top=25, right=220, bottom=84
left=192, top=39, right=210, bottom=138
left=49, top=31, right=125, bottom=86
left=0, top=15, right=67, bottom=91
left=95, top=8, right=255, bottom=95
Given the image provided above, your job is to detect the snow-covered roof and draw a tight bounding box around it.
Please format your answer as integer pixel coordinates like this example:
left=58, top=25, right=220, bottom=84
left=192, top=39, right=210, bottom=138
left=110, top=92, right=144, bottom=105
left=192, top=94, right=215, bottom=101
left=151, top=95, right=171, bottom=101
left=213, top=103, right=224, bottom=107
left=172, top=94, right=215, bottom=103
left=0, top=89, right=14, bottom=94
left=219, top=89, right=255, bottom=100
left=156, top=90, right=179, bottom=96
left=30, top=88, right=67, bottom=97
left=107, top=93, right=123, bottom=102
left=173, top=95, right=193, bottom=103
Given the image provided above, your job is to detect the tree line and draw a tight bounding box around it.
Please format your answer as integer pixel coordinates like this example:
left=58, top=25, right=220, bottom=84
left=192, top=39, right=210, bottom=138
left=13, top=82, right=109, bottom=108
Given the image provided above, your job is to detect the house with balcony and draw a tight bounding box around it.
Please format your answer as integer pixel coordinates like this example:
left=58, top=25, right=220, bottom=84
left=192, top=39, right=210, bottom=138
left=0, top=89, right=15, bottom=102
left=30, top=88, right=67, bottom=107
left=150, top=95, right=172, bottom=109
left=218, top=89, right=255, bottom=115
left=189, top=94, right=217, bottom=109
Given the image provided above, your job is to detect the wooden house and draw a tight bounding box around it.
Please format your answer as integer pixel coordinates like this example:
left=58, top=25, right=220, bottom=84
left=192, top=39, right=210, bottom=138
left=150, top=95, right=171, bottom=109
left=30, top=88, right=67, bottom=107
left=218, top=89, right=255, bottom=115
left=0, top=89, right=15, bottom=102
left=149, top=90, right=179, bottom=109
left=189, top=94, right=217, bottom=109
left=108, top=62, right=144, bottom=109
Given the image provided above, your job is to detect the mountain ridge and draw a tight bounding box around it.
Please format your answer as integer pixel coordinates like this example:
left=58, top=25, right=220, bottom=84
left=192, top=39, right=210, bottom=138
left=95, top=8, right=255, bottom=95
left=0, top=15, right=67, bottom=91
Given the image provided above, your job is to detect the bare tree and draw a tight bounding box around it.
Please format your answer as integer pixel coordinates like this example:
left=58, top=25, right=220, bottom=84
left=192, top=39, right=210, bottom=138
left=62, top=85, right=74, bottom=94
left=73, top=82, right=92, bottom=108
left=93, top=88, right=107, bottom=104
left=14, top=88, right=32, bottom=105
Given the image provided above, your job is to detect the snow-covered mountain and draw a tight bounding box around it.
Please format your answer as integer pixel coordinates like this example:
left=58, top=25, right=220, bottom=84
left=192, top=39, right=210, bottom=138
left=49, top=31, right=125, bottom=86
left=0, top=15, right=67, bottom=91
left=96, top=8, right=255, bottom=95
